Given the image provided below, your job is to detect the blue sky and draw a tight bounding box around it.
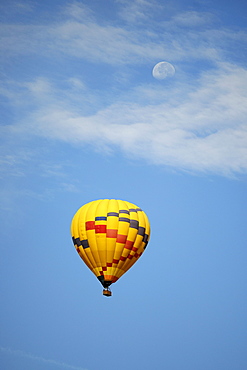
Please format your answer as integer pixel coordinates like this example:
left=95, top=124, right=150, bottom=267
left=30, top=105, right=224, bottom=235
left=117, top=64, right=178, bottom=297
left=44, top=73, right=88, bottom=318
left=0, top=0, right=247, bottom=369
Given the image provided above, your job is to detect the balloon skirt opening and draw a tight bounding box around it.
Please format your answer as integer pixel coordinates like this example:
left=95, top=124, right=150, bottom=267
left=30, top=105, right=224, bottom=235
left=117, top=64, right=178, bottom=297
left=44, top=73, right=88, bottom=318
left=97, top=276, right=112, bottom=288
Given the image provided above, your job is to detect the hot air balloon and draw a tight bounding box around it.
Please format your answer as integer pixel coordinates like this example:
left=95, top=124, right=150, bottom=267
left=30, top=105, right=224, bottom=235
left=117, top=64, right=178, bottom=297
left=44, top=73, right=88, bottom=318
left=71, top=199, right=151, bottom=297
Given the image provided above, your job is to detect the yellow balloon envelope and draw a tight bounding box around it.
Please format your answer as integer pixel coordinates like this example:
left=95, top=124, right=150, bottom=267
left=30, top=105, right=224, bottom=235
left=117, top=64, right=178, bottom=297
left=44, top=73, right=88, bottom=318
left=71, top=199, right=151, bottom=296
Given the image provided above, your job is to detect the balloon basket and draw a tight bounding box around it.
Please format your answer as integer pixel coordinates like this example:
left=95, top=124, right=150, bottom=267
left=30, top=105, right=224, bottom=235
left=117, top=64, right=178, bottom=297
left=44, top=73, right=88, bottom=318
left=103, top=289, right=112, bottom=297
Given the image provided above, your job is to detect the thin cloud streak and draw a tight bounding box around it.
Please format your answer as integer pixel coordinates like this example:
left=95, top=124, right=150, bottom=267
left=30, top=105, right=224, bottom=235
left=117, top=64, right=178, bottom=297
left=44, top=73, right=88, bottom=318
left=0, top=347, right=88, bottom=370
left=0, top=4, right=242, bottom=65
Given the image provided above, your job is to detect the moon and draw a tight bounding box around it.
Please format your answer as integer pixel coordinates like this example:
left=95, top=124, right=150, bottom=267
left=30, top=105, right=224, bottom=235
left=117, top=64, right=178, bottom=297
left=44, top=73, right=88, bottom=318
left=152, top=61, right=175, bottom=80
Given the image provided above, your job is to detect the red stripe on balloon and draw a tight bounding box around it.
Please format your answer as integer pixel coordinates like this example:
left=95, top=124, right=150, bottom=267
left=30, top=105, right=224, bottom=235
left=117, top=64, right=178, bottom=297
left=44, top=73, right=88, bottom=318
left=125, top=240, right=134, bottom=249
left=106, top=229, right=118, bottom=238
left=95, top=224, right=106, bottom=233
left=86, top=221, right=95, bottom=230
left=116, top=234, right=127, bottom=244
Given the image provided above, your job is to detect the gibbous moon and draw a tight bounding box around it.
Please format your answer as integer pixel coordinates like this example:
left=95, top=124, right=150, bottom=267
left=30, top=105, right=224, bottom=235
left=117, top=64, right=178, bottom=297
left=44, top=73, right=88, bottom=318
left=152, top=61, right=175, bottom=80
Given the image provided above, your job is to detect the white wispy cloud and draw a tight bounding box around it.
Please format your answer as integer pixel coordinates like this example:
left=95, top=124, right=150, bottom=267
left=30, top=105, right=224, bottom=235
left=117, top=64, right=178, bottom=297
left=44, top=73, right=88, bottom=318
left=0, top=3, right=238, bottom=65
left=3, top=61, right=245, bottom=176
left=116, top=0, right=162, bottom=24
left=171, top=11, right=215, bottom=28
left=0, top=346, right=88, bottom=370
left=0, top=1, right=34, bottom=17
left=62, top=2, right=94, bottom=22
